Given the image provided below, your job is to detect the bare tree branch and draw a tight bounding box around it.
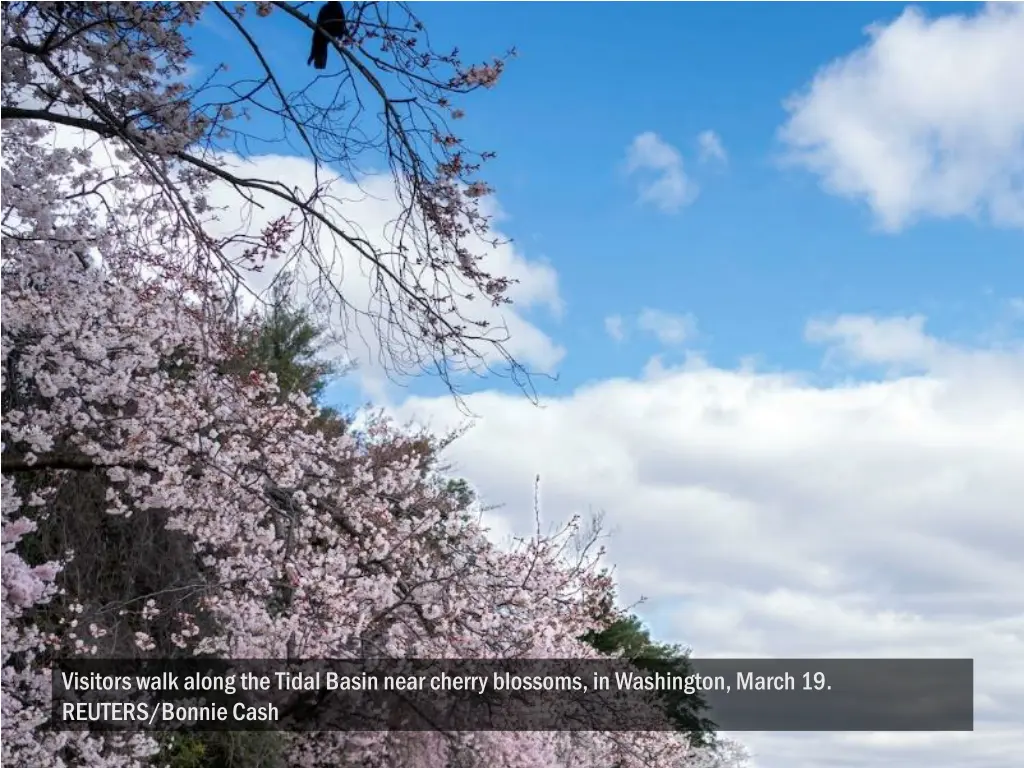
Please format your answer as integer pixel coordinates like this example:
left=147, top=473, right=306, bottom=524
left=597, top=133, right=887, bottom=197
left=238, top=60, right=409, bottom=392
left=0, top=453, right=154, bottom=474
left=1, top=2, right=532, bottom=405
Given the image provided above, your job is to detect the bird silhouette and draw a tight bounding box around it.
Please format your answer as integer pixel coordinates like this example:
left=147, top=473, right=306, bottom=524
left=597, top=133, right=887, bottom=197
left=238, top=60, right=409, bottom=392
left=308, top=1, right=347, bottom=70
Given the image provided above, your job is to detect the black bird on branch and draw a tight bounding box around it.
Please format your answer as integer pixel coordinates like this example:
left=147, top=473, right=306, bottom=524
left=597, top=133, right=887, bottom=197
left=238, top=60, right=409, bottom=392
left=307, top=1, right=347, bottom=70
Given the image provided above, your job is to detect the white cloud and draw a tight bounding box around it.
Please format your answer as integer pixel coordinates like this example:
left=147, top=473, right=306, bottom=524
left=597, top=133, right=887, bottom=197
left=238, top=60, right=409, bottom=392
left=805, top=314, right=941, bottom=369
left=604, top=314, right=626, bottom=343
left=624, top=132, right=698, bottom=213
left=637, top=308, right=697, bottom=346
left=392, top=314, right=1024, bottom=768
left=697, top=130, right=728, bottom=165
left=780, top=3, right=1024, bottom=231
left=603, top=309, right=698, bottom=346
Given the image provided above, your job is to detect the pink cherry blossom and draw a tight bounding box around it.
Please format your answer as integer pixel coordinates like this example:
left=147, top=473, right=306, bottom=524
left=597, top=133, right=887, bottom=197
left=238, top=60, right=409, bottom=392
left=2, top=4, right=747, bottom=767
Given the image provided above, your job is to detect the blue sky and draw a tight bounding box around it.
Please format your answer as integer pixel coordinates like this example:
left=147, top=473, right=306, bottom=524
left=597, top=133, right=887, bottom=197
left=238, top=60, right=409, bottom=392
left=193, top=1, right=1021, bottom=401
left=189, top=4, right=1023, bottom=767
left=410, top=0, right=1022, bottom=377
left=197, top=0, right=1015, bottom=397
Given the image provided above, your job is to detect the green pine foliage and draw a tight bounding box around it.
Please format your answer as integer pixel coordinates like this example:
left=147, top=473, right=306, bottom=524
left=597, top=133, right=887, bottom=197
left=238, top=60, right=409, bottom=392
left=583, top=615, right=718, bottom=747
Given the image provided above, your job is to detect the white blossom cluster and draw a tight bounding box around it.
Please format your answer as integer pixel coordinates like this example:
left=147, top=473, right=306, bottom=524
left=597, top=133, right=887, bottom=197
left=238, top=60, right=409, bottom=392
left=1, top=3, right=745, bottom=767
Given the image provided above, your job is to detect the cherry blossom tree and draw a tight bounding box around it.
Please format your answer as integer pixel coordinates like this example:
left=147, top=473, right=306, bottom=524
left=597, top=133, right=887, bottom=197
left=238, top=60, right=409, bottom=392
left=1, top=4, right=748, bottom=767
left=2, top=0, right=525, bottom=397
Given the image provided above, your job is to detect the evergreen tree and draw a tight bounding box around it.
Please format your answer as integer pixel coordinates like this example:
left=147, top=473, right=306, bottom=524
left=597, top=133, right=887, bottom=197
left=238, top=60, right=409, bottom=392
left=583, top=615, right=719, bottom=747
left=240, top=275, right=336, bottom=401
left=230, top=274, right=347, bottom=436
